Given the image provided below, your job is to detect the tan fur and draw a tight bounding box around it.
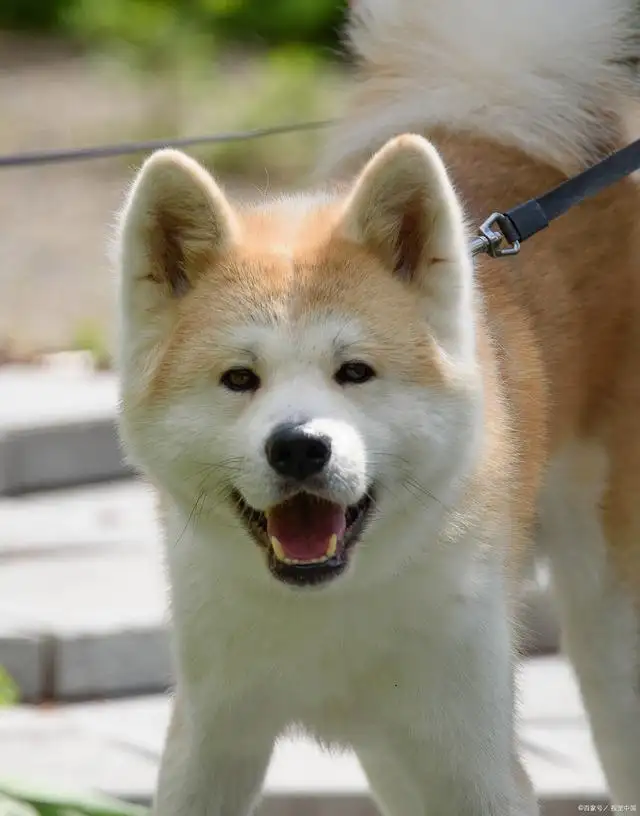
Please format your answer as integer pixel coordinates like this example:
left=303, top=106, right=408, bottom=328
left=135, top=190, right=462, bottom=407
left=326, top=121, right=640, bottom=584
left=436, top=131, right=640, bottom=587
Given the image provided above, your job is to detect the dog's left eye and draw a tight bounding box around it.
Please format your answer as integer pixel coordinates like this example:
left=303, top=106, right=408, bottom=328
left=220, top=367, right=261, bottom=392
left=335, top=361, right=376, bottom=385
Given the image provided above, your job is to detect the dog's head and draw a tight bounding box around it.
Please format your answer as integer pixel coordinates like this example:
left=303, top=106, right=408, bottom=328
left=117, top=135, right=482, bottom=590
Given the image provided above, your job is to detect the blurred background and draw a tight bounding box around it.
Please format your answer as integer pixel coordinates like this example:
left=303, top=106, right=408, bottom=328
left=0, top=3, right=607, bottom=814
left=0, top=0, right=348, bottom=364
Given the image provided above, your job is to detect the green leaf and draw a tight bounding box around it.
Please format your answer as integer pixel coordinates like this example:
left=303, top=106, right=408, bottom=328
left=0, top=668, right=18, bottom=707
left=0, top=781, right=148, bottom=816
left=0, top=794, right=39, bottom=816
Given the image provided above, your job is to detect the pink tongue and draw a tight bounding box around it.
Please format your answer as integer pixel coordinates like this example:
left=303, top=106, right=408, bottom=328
left=267, top=495, right=346, bottom=561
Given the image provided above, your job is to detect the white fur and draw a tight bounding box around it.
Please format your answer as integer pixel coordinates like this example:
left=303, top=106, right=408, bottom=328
left=159, top=510, right=527, bottom=815
left=319, top=0, right=638, bottom=175
left=538, top=442, right=640, bottom=806
left=117, top=138, right=536, bottom=813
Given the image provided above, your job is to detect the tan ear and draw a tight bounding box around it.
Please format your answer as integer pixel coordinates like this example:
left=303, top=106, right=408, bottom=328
left=119, top=148, right=237, bottom=298
left=116, top=150, right=238, bottom=395
left=339, top=135, right=475, bottom=362
left=340, top=134, right=467, bottom=277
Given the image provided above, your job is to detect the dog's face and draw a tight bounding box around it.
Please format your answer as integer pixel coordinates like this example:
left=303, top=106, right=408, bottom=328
left=117, top=135, right=482, bottom=590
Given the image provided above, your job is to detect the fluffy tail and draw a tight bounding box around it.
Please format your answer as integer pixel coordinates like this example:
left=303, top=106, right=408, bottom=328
left=320, top=0, right=640, bottom=175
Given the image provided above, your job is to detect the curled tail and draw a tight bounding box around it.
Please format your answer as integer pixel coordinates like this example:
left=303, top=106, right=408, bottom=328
left=320, top=0, right=640, bottom=175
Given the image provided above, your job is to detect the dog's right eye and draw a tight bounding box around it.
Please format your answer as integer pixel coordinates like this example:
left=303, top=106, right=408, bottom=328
left=334, top=361, right=376, bottom=386
left=220, top=368, right=261, bottom=393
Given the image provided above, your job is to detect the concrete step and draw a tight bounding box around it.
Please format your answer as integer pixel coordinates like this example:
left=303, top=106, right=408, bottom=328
left=0, top=657, right=610, bottom=815
left=0, top=480, right=560, bottom=703
left=0, top=364, right=130, bottom=496
left=0, top=481, right=170, bottom=701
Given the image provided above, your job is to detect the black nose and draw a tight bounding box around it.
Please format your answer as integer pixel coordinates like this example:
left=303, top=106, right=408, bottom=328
left=265, top=424, right=332, bottom=481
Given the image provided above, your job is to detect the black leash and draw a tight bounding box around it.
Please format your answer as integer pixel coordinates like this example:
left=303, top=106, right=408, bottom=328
left=1, top=115, right=637, bottom=258
left=0, top=120, right=333, bottom=169
left=470, top=138, right=640, bottom=258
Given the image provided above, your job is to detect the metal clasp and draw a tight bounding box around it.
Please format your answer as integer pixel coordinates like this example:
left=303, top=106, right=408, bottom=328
left=470, top=212, right=521, bottom=258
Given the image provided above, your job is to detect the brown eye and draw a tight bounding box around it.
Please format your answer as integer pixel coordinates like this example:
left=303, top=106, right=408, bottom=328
left=220, top=368, right=261, bottom=393
left=335, top=361, right=376, bottom=386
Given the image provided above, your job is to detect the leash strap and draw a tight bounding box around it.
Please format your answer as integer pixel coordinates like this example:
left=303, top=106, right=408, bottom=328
left=471, top=138, right=640, bottom=258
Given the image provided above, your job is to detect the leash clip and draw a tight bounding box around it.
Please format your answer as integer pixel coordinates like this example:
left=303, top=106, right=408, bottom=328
left=471, top=212, right=521, bottom=258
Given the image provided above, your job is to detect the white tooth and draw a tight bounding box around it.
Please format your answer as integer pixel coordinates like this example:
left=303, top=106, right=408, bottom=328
left=271, top=535, right=339, bottom=566
left=270, top=536, right=287, bottom=562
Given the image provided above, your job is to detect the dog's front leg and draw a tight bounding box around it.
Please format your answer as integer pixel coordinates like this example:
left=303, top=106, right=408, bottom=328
left=355, top=591, right=538, bottom=816
left=153, top=693, right=274, bottom=816
left=358, top=736, right=536, bottom=816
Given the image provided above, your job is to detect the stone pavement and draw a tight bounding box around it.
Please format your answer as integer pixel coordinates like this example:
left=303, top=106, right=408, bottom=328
left=0, top=657, right=611, bottom=814
left=0, top=364, right=130, bottom=495
left=0, top=480, right=170, bottom=701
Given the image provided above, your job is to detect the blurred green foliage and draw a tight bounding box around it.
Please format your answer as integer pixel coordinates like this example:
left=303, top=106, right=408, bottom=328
left=0, top=667, right=18, bottom=707
left=0, top=779, right=148, bottom=816
left=0, top=0, right=75, bottom=32
left=0, top=0, right=348, bottom=182
left=0, top=0, right=347, bottom=56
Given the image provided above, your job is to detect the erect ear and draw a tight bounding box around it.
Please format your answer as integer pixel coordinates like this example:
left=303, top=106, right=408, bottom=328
left=118, top=148, right=237, bottom=300
left=339, top=135, right=474, bottom=361
left=116, top=149, right=238, bottom=390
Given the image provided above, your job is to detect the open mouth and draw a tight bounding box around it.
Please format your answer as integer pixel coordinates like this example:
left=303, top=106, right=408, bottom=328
left=231, top=487, right=375, bottom=587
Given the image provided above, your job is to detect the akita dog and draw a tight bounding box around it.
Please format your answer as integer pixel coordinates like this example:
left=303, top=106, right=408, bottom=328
left=116, top=0, right=640, bottom=812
